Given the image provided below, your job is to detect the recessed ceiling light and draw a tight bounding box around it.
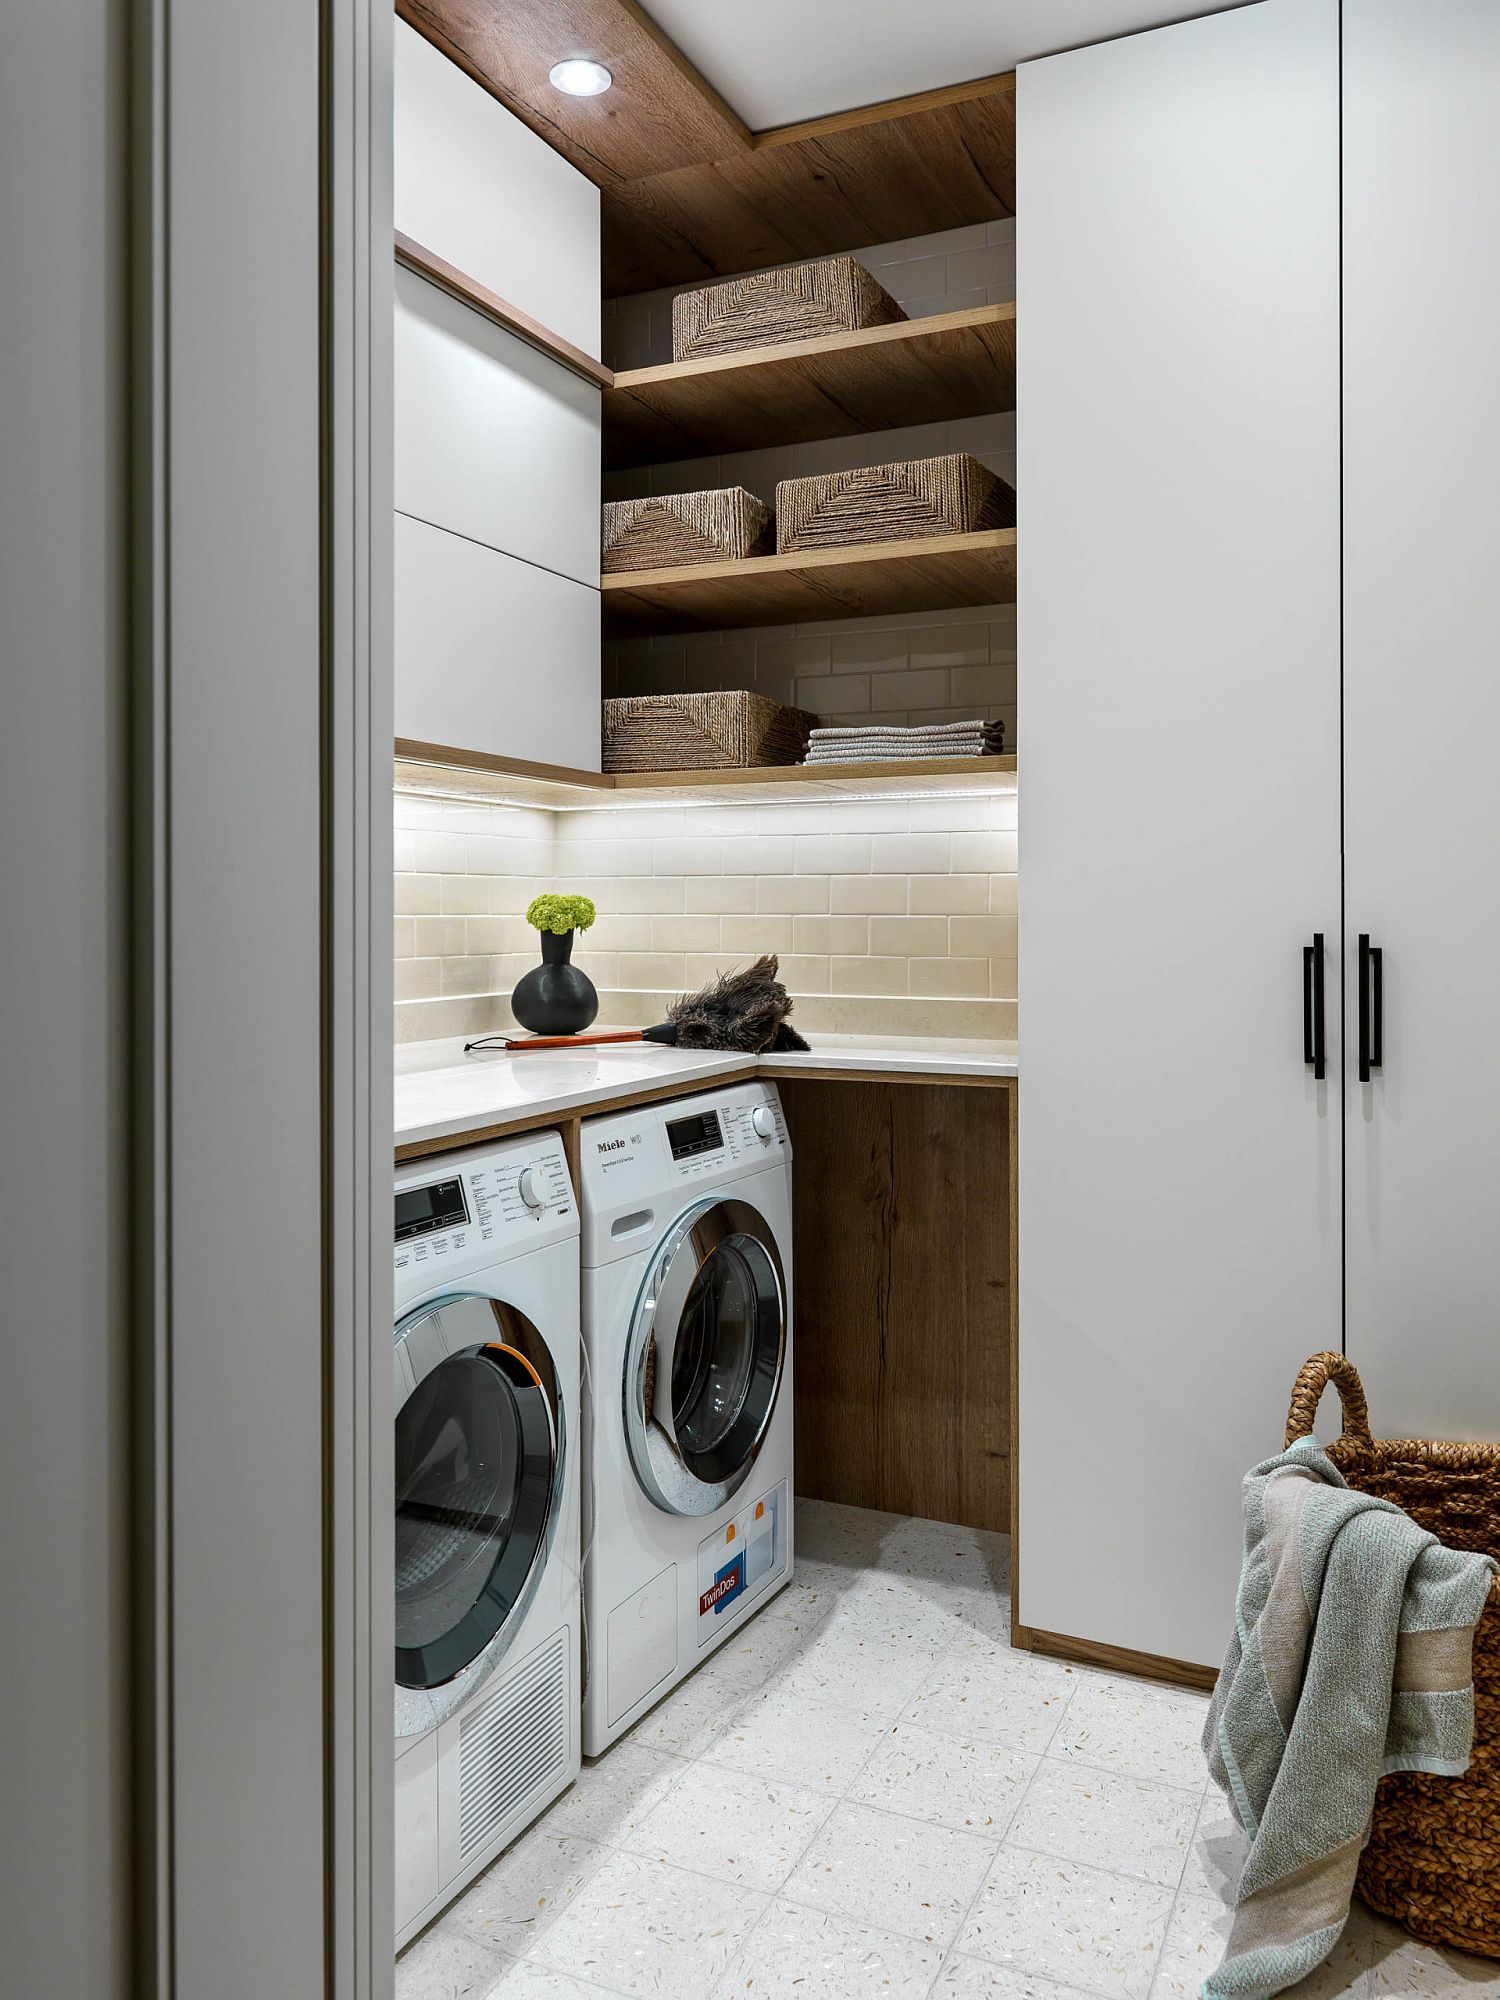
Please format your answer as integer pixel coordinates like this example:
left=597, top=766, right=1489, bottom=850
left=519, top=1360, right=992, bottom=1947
left=549, top=58, right=612, bottom=97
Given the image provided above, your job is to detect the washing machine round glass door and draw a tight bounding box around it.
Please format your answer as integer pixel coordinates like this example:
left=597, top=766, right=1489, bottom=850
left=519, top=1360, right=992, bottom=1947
left=393, top=1293, right=562, bottom=1700
left=624, top=1196, right=786, bottom=1516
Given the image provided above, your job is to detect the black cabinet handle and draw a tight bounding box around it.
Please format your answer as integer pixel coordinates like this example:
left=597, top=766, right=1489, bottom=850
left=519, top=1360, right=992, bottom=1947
left=1358, top=933, right=1384, bottom=1082
left=1303, top=933, right=1326, bottom=1081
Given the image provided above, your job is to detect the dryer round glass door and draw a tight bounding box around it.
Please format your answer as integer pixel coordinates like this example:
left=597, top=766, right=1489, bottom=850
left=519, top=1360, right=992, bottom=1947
left=624, top=1197, right=786, bottom=1516
left=393, top=1294, right=562, bottom=1693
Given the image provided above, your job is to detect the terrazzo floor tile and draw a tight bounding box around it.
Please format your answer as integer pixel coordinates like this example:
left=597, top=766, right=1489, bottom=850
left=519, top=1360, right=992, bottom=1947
left=930, top=1957, right=1108, bottom=1999
left=695, top=1601, right=820, bottom=1689
left=956, top=1845, right=1173, bottom=2000
left=712, top=1897, right=945, bottom=1999
left=781, top=1798, right=1000, bottom=1948
left=850, top=1718, right=1037, bottom=1836
left=623, top=1668, right=733, bottom=1759
left=769, top=1558, right=855, bottom=1624
left=444, top=1830, right=608, bottom=1953
left=904, top=1637, right=1081, bottom=1754
left=794, top=1500, right=905, bottom=1568
left=822, top=1568, right=976, bottom=1650
left=526, top=1848, right=767, bottom=2000
left=1177, top=1793, right=1247, bottom=1905
left=1007, top=1758, right=1199, bottom=1888
left=1154, top=1890, right=1373, bottom=1999
left=480, top=1965, right=630, bottom=1998
left=540, top=1745, right=688, bottom=1850
left=395, top=1928, right=516, bottom=1999
left=623, top=1761, right=832, bottom=1891
left=1366, top=1914, right=1500, bottom=1997
left=879, top=1516, right=1011, bottom=1592
left=703, top=1681, right=890, bottom=1793
left=772, top=1616, right=950, bottom=1718
left=1048, top=1676, right=1210, bottom=1792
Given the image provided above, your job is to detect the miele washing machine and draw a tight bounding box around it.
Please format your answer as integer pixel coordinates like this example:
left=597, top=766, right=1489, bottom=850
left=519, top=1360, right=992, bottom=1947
left=579, top=1080, right=794, bottom=1757
left=392, top=1131, right=581, bottom=1948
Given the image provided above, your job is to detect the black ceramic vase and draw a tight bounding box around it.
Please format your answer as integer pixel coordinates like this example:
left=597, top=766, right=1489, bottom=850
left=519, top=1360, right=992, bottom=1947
left=510, top=928, right=598, bottom=1036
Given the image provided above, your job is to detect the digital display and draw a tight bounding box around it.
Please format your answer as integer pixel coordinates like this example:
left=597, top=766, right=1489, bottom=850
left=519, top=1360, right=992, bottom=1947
left=667, top=1109, right=724, bottom=1160
left=394, top=1176, right=469, bottom=1242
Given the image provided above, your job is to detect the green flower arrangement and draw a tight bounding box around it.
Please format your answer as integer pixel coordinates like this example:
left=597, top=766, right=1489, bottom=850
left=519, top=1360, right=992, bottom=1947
left=525, top=892, right=596, bottom=937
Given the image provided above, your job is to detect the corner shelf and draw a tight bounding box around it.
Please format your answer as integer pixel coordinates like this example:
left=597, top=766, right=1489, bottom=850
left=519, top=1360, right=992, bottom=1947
left=395, top=741, right=1016, bottom=809
left=601, top=528, right=1017, bottom=638
left=603, top=303, right=1016, bottom=467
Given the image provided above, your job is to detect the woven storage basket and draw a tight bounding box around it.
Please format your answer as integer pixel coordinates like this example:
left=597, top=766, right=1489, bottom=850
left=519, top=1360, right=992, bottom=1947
left=602, top=692, right=818, bottom=773
left=602, top=488, right=772, bottom=573
left=1285, top=1351, right=1500, bottom=1958
left=776, top=453, right=1016, bottom=553
left=672, top=255, right=905, bottom=362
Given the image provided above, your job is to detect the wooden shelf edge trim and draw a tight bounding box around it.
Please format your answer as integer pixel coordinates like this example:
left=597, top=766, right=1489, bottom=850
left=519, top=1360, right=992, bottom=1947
left=395, top=738, right=614, bottom=791
left=600, top=526, right=1017, bottom=595
left=607, top=301, right=1017, bottom=394
left=1014, top=1623, right=1219, bottom=1696
left=395, top=232, right=614, bottom=390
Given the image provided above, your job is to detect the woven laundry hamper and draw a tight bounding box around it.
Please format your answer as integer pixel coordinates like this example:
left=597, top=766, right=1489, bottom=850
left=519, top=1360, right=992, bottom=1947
left=602, top=692, right=818, bottom=773
left=776, top=453, right=1016, bottom=553
left=1284, top=1351, right=1500, bottom=1957
left=601, top=488, right=772, bottom=572
left=672, top=255, right=905, bottom=362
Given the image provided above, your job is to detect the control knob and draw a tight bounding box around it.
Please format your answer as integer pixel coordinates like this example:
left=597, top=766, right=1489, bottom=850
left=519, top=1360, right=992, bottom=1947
left=750, top=1105, right=777, bottom=1141
left=517, top=1166, right=545, bottom=1210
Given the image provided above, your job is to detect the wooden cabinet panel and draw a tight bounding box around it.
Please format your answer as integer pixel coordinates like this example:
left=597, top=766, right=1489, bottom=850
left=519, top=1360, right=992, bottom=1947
left=780, top=1079, right=1012, bottom=1535
left=394, top=512, right=600, bottom=770
left=1343, top=0, right=1500, bottom=1442
left=1016, top=0, right=1342, bottom=1670
left=395, top=266, right=600, bottom=591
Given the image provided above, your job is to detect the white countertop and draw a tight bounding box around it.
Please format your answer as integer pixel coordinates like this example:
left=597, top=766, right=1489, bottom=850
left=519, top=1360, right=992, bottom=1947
left=395, top=1031, right=1017, bottom=1151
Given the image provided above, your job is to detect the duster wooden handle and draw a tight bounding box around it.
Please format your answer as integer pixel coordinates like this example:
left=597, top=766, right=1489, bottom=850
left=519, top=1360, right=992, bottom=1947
left=503, top=1030, right=646, bottom=1050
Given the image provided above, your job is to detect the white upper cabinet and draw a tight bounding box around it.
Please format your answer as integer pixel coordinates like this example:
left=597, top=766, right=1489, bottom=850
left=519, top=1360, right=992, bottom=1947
left=1342, top=0, right=1500, bottom=1441
left=394, top=18, right=601, bottom=356
left=395, top=266, right=600, bottom=590
left=1016, top=0, right=1342, bottom=1670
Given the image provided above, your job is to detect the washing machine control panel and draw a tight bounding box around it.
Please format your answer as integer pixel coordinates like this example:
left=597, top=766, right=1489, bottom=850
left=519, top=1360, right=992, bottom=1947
left=393, top=1130, right=574, bottom=1290
left=584, top=1081, right=788, bottom=1196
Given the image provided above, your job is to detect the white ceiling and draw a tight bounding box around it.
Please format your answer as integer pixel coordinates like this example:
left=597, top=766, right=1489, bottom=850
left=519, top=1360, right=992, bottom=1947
left=638, top=0, right=1250, bottom=130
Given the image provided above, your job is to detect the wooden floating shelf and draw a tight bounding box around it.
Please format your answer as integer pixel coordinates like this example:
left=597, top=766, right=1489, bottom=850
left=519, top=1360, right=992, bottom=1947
left=604, top=304, right=1016, bottom=468
left=601, top=529, right=1017, bottom=638
left=395, top=740, right=1016, bottom=810
left=606, top=305, right=1015, bottom=467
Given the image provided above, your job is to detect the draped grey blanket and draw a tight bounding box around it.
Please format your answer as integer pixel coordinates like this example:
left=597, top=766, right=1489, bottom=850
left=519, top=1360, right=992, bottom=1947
left=1202, top=1434, right=1494, bottom=2000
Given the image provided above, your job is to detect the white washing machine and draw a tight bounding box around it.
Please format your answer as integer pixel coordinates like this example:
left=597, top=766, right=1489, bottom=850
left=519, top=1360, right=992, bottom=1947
left=392, top=1132, right=581, bottom=1949
left=580, top=1080, right=794, bottom=1756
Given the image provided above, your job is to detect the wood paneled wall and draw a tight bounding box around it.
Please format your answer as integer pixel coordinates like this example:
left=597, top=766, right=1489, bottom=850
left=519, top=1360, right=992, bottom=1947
left=778, top=1078, right=1013, bottom=1533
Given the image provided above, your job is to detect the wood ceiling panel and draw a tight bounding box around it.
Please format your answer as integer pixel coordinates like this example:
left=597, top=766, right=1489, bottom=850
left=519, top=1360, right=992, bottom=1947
left=396, top=0, right=748, bottom=185
left=400, top=3, right=1017, bottom=297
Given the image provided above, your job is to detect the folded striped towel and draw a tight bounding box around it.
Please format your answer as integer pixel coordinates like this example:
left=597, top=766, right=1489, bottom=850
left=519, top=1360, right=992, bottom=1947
left=803, top=719, right=1006, bottom=764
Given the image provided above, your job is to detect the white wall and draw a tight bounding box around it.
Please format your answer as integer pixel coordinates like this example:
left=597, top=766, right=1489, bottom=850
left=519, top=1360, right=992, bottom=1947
left=0, top=5, right=131, bottom=1991
left=395, top=17, right=601, bottom=355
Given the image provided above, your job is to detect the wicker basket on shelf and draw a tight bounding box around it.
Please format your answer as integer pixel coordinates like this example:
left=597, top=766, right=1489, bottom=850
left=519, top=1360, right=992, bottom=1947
left=601, top=488, right=772, bottom=572
left=602, top=692, right=818, bottom=774
left=672, top=255, right=905, bottom=361
left=1284, top=1351, right=1500, bottom=1958
left=775, top=453, right=1015, bottom=553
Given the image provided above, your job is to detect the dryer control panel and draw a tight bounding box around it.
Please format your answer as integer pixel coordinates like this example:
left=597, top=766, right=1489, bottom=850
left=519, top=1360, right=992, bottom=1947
left=394, top=1129, right=575, bottom=1304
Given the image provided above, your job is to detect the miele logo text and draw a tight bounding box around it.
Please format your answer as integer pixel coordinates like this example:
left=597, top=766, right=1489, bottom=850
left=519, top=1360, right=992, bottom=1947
left=596, top=1138, right=627, bottom=1154
left=699, top=1562, right=743, bottom=1616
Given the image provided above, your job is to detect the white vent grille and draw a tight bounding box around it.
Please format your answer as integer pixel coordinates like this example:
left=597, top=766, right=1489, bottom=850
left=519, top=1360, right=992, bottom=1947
left=458, top=1630, right=569, bottom=1860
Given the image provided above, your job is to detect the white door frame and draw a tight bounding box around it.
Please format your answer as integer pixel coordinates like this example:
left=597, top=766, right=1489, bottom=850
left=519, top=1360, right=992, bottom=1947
left=132, top=0, right=392, bottom=1991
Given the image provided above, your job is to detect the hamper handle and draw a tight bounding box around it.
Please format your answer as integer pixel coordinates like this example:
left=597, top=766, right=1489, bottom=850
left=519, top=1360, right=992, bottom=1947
left=1285, top=1351, right=1374, bottom=1449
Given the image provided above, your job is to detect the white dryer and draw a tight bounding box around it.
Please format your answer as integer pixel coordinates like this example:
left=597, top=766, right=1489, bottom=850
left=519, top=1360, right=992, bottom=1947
left=393, top=1132, right=581, bottom=1949
left=580, top=1080, right=794, bottom=1756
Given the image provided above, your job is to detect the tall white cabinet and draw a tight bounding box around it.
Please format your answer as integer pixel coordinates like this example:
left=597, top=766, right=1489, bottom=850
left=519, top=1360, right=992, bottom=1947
left=393, top=19, right=602, bottom=769
left=1017, top=0, right=1343, bottom=1671
left=1022, top=0, right=1500, bottom=1672
left=1342, top=0, right=1500, bottom=1444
